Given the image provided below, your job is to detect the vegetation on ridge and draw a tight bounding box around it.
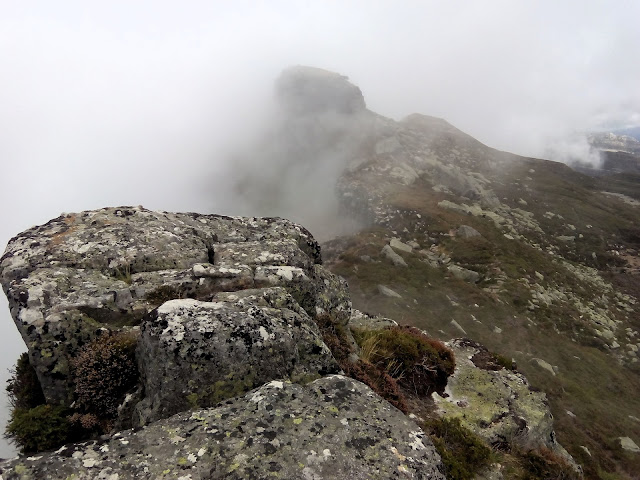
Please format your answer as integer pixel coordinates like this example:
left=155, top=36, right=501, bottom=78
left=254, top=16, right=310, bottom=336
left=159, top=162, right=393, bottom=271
left=4, top=332, right=139, bottom=453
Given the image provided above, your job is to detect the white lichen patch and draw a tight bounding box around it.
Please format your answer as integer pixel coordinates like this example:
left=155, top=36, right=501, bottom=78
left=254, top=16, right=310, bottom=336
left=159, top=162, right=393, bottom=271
left=408, top=431, right=427, bottom=451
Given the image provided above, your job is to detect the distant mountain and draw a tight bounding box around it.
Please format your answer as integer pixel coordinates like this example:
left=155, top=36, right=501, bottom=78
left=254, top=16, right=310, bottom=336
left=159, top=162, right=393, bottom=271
left=588, top=132, right=640, bottom=155
left=576, top=131, right=640, bottom=178
left=262, top=67, right=640, bottom=478
left=612, top=126, right=640, bottom=142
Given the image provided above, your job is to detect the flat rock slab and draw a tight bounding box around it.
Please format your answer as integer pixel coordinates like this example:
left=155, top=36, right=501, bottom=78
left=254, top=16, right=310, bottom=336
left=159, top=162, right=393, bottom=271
left=135, top=289, right=339, bottom=425
left=390, top=238, right=413, bottom=253
left=456, top=225, right=482, bottom=238
left=619, top=436, right=640, bottom=453
left=378, top=285, right=402, bottom=298
left=0, top=376, right=445, bottom=480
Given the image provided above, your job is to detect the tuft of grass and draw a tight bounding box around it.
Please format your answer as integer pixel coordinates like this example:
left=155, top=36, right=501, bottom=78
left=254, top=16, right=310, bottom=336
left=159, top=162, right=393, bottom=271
left=519, top=447, right=582, bottom=480
left=314, top=314, right=409, bottom=412
left=352, top=326, right=455, bottom=395
left=342, top=360, right=408, bottom=413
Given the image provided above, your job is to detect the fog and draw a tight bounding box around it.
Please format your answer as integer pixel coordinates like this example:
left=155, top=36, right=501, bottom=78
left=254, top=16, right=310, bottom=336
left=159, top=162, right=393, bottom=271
left=1, top=1, right=639, bottom=456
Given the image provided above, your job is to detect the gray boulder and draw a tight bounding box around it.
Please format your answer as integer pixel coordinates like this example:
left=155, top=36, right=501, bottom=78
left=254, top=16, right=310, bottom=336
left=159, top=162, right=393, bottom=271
left=134, top=288, right=339, bottom=426
left=349, top=309, right=398, bottom=331
left=447, top=264, right=480, bottom=283
left=378, top=284, right=403, bottom=298
left=276, top=65, right=366, bottom=115
left=456, top=225, right=482, bottom=238
left=390, top=238, right=413, bottom=253
left=381, top=244, right=408, bottom=267
left=0, top=206, right=342, bottom=406
left=0, top=376, right=445, bottom=479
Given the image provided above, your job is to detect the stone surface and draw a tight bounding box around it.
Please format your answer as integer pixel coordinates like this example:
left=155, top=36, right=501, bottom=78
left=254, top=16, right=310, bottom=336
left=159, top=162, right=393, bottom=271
left=390, top=238, right=413, bottom=253
left=447, top=264, right=480, bottom=283
left=276, top=66, right=366, bottom=115
left=349, top=309, right=398, bottom=331
left=0, top=376, right=445, bottom=479
left=456, top=225, right=482, bottom=238
left=531, top=358, right=557, bottom=376
left=381, top=245, right=408, bottom=267
left=378, top=285, right=402, bottom=298
left=619, top=436, right=640, bottom=453
left=433, top=339, right=571, bottom=460
left=134, top=289, right=339, bottom=426
left=0, top=206, right=340, bottom=406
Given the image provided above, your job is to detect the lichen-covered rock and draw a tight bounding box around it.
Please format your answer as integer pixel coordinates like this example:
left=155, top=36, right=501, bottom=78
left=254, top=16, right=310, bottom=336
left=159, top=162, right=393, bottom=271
left=134, top=289, right=339, bottom=425
left=349, top=309, right=398, bottom=331
left=432, top=339, right=572, bottom=461
left=0, top=207, right=338, bottom=406
left=0, top=376, right=445, bottom=479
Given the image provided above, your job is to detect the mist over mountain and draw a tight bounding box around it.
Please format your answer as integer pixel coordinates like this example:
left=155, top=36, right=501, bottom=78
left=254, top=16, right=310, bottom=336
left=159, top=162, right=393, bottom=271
left=1, top=2, right=640, bottom=471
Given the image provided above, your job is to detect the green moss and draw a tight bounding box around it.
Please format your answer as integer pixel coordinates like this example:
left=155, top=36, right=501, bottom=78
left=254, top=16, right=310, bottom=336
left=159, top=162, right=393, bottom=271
left=5, top=404, right=75, bottom=454
left=192, top=372, right=258, bottom=407
left=6, top=352, right=46, bottom=410
left=290, top=372, right=321, bottom=385
left=424, top=417, right=492, bottom=480
left=186, top=392, right=199, bottom=408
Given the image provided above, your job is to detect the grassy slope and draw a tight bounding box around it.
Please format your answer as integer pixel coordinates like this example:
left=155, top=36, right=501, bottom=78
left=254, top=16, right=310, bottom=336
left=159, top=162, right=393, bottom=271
left=324, top=159, right=640, bottom=479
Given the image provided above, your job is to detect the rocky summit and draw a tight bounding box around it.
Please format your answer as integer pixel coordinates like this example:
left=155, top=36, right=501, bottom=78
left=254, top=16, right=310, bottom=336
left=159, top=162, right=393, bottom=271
left=2, top=66, right=639, bottom=478
left=0, top=205, right=574, bottom=479
left=0, top=206, right=450, bottom=478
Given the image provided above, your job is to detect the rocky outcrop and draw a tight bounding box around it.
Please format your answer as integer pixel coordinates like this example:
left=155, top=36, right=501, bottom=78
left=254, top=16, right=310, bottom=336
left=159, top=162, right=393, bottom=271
left=0, top=376, right=445, bottom=479
left=134, top=290, right=339, bottom=426
left=432, top=339, right=573, bottom=462
left=276, top=66, right=366, bottom=115
left=0, top=206, right=346, bottom=411
left=0, top=207, right=448, bottom=478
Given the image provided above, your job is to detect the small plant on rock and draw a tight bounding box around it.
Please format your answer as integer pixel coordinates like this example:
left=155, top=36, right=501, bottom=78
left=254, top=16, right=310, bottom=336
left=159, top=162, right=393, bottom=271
left=314, top=314, right=409, bottom=412
left=5, top=404, right=75, bottom=454
left=353, top=326, right=455, bottom=395
left=6, top=352, right=46, bottom=410
left=520, top=447, right=581, bottom=480
left=71, top=331, right=138, bottom=427
left=424, top=417, right=493, bottom=480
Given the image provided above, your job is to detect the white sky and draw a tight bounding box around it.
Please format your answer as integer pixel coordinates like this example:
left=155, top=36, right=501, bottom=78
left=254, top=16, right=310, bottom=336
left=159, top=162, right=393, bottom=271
left=0, top=0, right=639, bottom=456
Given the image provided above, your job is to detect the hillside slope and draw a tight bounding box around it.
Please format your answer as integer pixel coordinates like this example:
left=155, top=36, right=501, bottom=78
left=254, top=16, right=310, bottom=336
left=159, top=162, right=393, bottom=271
left=265, top=68, right=640, bottom=478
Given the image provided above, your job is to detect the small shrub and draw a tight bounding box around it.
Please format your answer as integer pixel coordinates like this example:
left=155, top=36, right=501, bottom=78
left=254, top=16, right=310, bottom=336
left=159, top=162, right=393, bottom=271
left=5, top=405, right=74, bottom=454
left=314, top=314, right=408, bottom=411
left=353, top=326, right=455, bottom=395
left=343, top=360, right=408, bottom=413
left=315, top=313, right=354, bottom=365
left=495, top=353, right=517, bottom=371
left=71, top=331, right=138, bottom=421
left=6, top=352, right=45, bottom=410
left=425, top=417, right=492, bottom=480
